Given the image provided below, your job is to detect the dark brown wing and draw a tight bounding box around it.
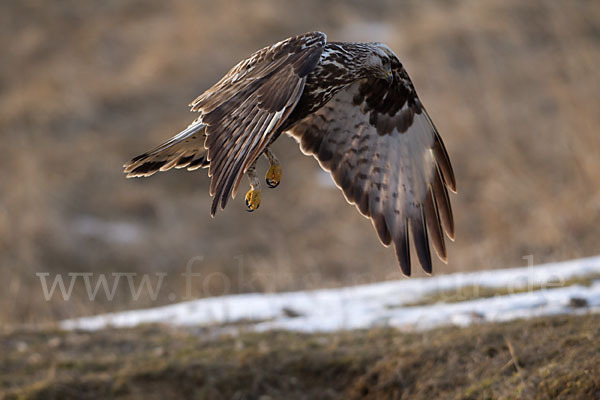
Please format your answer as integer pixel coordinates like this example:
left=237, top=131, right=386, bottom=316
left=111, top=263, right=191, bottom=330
left=190, top=31, right=326, bottom=215
left=123, top=32, right=326, bottom=213
left=287, top=68, right=456, bottom=275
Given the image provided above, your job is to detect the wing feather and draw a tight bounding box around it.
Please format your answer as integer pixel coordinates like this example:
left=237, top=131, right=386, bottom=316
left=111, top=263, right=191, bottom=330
left=425, top=185, right=447, bottom=262
left=288, top=67, right=455, bottom=275
left=411, top=205, right=432, bottom=274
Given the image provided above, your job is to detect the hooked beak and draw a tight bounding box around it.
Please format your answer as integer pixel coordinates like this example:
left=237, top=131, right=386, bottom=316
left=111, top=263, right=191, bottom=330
left=385, top=71, right=394, bottom=85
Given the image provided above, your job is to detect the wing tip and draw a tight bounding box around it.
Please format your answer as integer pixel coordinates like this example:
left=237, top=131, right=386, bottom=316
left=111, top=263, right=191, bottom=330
left=210, top=200, right=218, bottom=217
left=394, top=222, right=411, bottom=276
left=446, top=231, right=456, bottom=242
left=447, top=179, right=457, bottom=194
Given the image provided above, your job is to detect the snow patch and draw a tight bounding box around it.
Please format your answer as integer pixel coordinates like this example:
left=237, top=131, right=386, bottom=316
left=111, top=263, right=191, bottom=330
left=61, top=256, right=600, bottom=332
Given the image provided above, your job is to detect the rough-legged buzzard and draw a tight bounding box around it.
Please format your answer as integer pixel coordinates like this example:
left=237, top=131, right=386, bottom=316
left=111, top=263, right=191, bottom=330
left=124, top=32, right=456, bottom=275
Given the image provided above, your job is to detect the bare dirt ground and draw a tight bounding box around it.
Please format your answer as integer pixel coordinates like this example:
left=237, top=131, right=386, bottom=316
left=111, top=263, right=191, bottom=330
left=2, top=1, right=600, bottom=324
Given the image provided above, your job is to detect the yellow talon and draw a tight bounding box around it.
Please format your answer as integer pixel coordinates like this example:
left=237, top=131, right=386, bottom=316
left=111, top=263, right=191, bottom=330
left=245, top=189, right=261, bottom=212
left=265, top=164, right=283, bottom=188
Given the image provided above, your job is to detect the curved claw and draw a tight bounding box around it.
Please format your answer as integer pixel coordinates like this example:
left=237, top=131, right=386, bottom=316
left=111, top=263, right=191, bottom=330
left=265, top=165, right=283, bottom=188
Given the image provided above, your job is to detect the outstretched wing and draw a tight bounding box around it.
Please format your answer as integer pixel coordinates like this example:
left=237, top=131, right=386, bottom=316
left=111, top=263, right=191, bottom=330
left=288, top=67, right=456, bottom=275
left=191, top=31, right=326, bottom=215
left=123, top=32, right=326, bottom=214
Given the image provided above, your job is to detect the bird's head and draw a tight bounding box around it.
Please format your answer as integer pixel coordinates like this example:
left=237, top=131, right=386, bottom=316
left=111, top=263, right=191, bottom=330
left=363, top=43, right=397, bottom=84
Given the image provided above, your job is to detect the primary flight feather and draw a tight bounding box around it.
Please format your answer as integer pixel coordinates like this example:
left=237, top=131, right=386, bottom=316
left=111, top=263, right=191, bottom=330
left=124, top=31, right=456, bottom=275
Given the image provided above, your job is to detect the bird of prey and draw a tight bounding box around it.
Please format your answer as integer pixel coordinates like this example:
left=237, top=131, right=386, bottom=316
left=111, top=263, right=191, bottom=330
left=124, top=31, right=456, bottom=275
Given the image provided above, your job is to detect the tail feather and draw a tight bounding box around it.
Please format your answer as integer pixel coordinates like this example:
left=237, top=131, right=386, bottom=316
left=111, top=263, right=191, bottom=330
left=123, top=122, right=209, bottom=178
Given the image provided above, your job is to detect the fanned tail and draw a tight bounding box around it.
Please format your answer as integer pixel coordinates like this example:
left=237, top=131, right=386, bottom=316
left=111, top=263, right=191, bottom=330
left=123, top=121, right=209, bottom=178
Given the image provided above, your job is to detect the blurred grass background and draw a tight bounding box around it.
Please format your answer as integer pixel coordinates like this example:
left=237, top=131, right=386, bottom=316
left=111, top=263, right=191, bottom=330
left=2, top=0, right=600, bottom=324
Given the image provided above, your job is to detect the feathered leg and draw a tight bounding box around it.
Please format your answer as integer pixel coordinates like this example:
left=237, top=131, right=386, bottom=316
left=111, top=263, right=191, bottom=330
left=245, top=159, right=261, bottom=212
left=264, top=147, right=283, bottom=188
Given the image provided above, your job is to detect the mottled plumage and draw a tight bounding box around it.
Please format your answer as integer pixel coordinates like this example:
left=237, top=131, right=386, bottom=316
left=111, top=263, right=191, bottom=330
left=124, top=31, right=456, bottom=275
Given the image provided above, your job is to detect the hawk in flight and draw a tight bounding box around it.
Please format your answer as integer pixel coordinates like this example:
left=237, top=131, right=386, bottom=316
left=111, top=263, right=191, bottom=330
left=124, top=32, right=456, bottom=275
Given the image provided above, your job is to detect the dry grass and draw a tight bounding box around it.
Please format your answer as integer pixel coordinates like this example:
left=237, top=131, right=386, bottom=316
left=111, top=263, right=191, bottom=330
left=2, top=0, right=600, bottom=324
left=1, top=313, right=599, bottom=399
